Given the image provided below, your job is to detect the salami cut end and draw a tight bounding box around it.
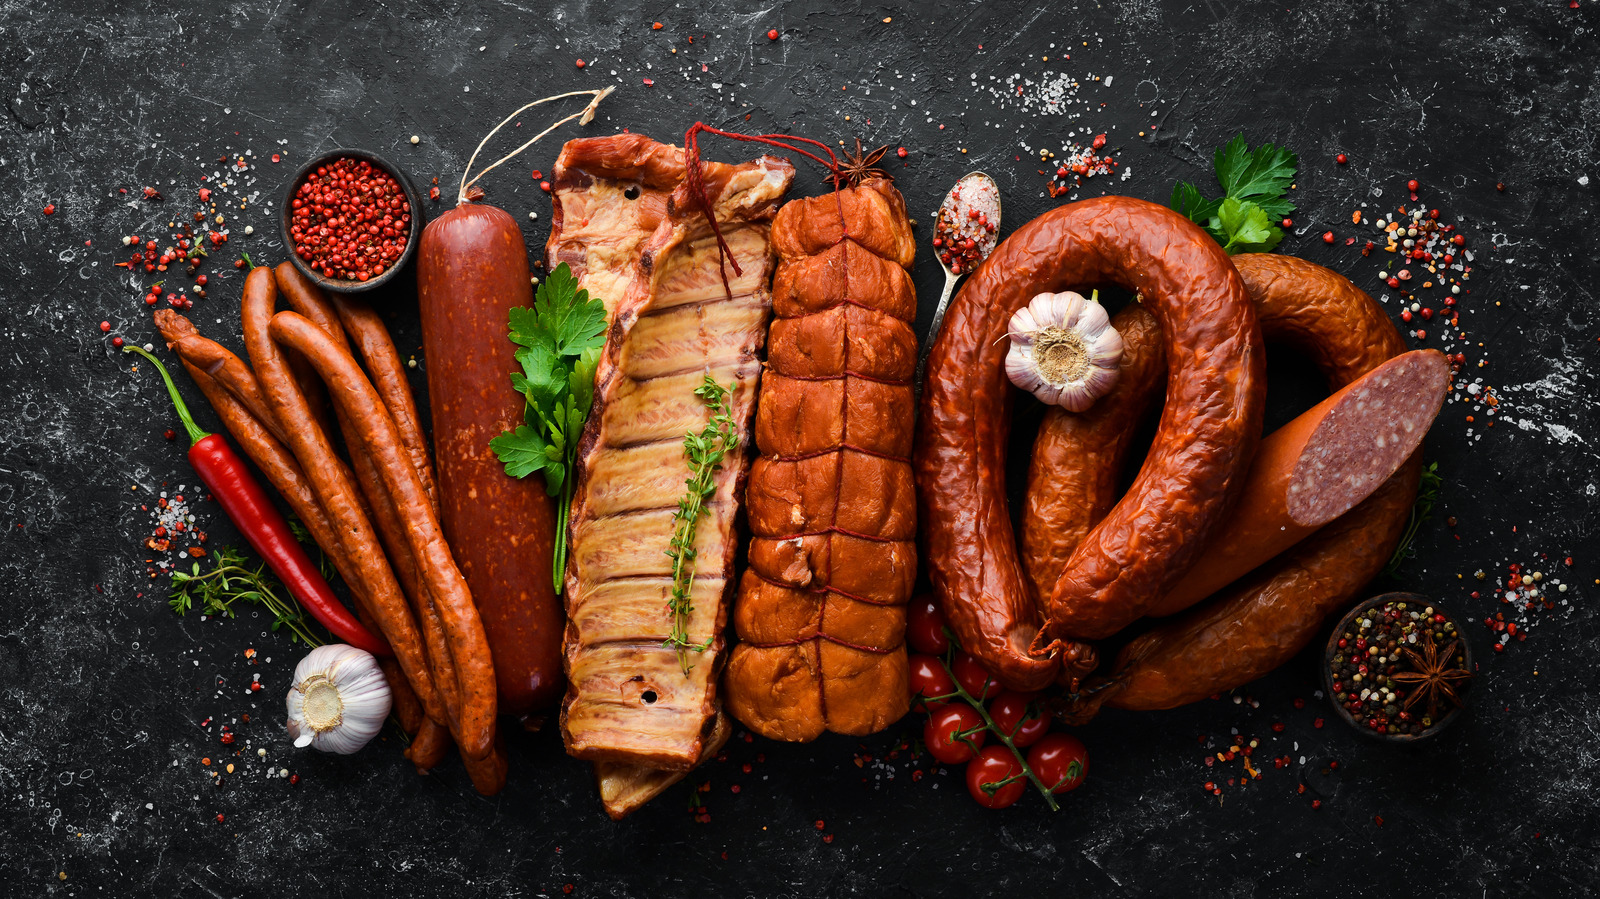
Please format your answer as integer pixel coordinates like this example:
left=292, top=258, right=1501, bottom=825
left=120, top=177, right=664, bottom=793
left=1286, top=349, right=1450, bottom=527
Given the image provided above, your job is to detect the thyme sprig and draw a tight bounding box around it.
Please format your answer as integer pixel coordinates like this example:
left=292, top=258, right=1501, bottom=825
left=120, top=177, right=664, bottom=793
left=664, top=375, right=738, bottom=675
left=169, top=546, right=324, bottom=647
left=1384, top=461, right=1442, bottom=577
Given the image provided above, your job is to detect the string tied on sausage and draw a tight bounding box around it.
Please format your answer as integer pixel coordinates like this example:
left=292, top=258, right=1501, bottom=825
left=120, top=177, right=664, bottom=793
left=766, top=443, right=912, bottom=465
left=682, top=123, right=842, bottom=299
left=1027, top=631, right=1099, bottom=693
left=776, top=370, right=912, bottom=388
left=749, top=568, right=904, bottom=607
left=458, top=87, right=616, bottom=205
left=739, top=633, right=900, bottom=655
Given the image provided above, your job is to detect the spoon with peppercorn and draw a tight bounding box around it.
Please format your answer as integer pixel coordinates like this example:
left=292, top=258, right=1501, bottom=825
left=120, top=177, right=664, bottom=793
left=915, top=172, right=1001, bottom=397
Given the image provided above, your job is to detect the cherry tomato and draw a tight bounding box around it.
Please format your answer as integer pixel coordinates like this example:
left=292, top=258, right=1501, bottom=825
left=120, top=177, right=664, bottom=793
left=924, top=704, right=986, bottom=765
left=906, top=594, right=950, bottom=655
left=907, top=653, right=956, bottom=710
left=965, top=745, right=1026, bottom=809
left=988, top=691, right=1048, bottom=748
left=951, top=653, right=997, bottom=701
left=1028, top=733, right=1089, bottom=794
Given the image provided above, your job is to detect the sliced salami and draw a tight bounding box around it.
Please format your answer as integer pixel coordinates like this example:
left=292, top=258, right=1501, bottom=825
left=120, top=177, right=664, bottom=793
left=1153, top=351, right=1449, bottom=616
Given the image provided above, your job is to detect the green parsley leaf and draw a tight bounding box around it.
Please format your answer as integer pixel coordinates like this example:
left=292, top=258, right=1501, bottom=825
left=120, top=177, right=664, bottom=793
left=1214, top=134, right=1298, bottom=219
left=1169, top=134, right=1298, bottom=255
left=1213, top=197, right=1283, bottom=254
left=490, top=425, right=556, bottom=480
left=1170, top=180, right=1221, bottom=227
left=494, top=262, right=608, bottom=594
left=533, top=264, right=609, bottom=357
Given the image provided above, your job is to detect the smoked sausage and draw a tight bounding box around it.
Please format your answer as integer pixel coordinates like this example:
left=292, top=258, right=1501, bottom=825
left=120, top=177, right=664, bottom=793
left=916, top=197, right=1265, bottom=691
left=417, top=202, right=566, bottom=720
left=1020, top=303, right=1164, bottom=607
left=1066, top=466, right=1421, bottom=717
left=240, top=267, right=444, bottom=724
left=269, top=267, right=472, bottom=746
left=268, top=310, right=498, bottom=761
left=1056, top=253, right=1423, bottom=719
left=1148, top=349, right=1448, bottom=615
left=331, top=294, right=438, bottom=514
left=405, top=717, right=451, bottom=772
left=277, top=263, right=441, bottom=516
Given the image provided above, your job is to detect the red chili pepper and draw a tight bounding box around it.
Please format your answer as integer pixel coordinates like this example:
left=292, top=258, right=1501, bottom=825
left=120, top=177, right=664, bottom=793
left=123, top=345, right=389, bottom=656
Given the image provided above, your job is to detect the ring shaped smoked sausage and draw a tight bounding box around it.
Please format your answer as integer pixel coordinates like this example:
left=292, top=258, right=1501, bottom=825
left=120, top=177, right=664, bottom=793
left=916, top=197, right=1265, bottom=692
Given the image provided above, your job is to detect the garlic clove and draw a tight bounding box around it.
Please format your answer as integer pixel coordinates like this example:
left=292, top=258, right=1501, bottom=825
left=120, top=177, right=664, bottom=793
left=1005, top=290, right=1125, bottom=411
left=285, top=644, right=392, bottom=755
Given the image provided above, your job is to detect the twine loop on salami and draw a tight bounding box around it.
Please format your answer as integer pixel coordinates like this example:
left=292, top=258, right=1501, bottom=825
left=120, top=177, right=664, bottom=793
left=458, top=87, right=615, bottom=204
left=683, top=123, right=843, bottom=298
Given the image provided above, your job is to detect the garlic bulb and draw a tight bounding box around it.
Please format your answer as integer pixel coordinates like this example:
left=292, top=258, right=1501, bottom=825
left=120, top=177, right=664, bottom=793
left=285, top=644, right=392, bottom=755
left=1005, top=291, right=1124, bottom=411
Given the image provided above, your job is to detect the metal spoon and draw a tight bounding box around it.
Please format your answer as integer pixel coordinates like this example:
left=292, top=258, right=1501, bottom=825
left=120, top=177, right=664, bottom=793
left=915, top=171, right=1002, bottom=397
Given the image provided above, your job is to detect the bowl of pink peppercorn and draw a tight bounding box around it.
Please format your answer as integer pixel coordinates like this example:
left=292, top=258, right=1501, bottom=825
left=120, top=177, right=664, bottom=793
left=279, top=149, right=423, bottom=293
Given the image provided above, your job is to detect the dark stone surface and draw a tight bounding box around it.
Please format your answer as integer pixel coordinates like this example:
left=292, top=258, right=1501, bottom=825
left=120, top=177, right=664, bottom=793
left=3, top=1, right=1597, bottom=896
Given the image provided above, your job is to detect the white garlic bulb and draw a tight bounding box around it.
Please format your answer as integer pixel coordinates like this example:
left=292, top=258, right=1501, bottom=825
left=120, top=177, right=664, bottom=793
left=285, top=644, right=392, bottom=755
left=1005, top=291, right=1124, bottom=411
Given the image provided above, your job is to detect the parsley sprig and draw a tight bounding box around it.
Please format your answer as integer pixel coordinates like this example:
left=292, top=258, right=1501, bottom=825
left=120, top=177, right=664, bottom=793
left=489, top=262, right=609, bottom=595
left=169, top=546, right=324, bottom=647
left=664, top=376, right=738, bottom=675
left=1171, top=134, right=1298, bottom=254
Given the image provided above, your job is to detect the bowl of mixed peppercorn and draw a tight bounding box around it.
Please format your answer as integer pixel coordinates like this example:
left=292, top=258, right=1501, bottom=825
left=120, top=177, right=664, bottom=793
left=280, top=149, right=423, bottom=293
left=1324, top=592, right=1474, bottom=742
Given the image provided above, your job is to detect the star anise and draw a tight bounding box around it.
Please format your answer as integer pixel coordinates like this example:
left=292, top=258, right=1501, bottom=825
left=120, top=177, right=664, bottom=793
left=828, top=139, right=892, bottom=189
left=1390, top=633, right=1472, bottom=722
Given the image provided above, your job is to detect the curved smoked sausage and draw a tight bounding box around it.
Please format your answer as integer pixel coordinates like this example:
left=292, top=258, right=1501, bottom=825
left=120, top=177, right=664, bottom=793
left=1148, top=349, right=1448, bottom=615
left=1020, top=303, right=1164, bottom=607
left=268, top=310, right=498, bottom=760
left=241, top=267, right=444, bottom=724
left=916, top=197, right=1265, bottom=692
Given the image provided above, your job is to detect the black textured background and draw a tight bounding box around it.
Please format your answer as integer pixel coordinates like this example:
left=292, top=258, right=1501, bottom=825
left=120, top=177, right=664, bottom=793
left=4, top=1, right=1598, bottom=896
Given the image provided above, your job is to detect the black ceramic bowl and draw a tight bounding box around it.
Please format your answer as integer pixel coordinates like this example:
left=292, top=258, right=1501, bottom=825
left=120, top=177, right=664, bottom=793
left=1323, top=592, right=1473, bottom=743
left=279, top=148, right=424, bottom=294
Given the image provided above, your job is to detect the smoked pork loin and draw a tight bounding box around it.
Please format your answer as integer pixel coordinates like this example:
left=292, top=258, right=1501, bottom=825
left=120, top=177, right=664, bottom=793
left=725, top=175, right=919, bottom=741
